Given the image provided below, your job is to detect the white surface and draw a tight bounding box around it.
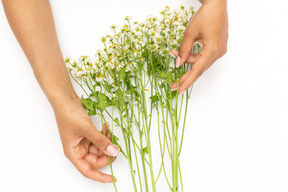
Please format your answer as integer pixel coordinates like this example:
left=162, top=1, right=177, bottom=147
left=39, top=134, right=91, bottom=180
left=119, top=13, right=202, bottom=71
left=1, top=0, right=288, bottom=191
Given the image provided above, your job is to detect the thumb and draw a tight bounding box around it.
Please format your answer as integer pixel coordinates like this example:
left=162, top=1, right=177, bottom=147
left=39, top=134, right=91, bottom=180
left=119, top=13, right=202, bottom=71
left=85, top=125, right=120, bottom=157
left=177, top=29, right=196, bottom=67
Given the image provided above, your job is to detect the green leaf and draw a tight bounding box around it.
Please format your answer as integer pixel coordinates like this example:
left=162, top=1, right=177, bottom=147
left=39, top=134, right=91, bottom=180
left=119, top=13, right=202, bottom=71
left=114, top=118, right=120, bottom=125
left=93, top=81, right=101, bottom=87
left=111, top=134, right=119, bottom=142
left=92, top=92, right=112, bottom=112
left=150, top=95, right=159, bottom=102
left=99, top=93, right=108, bottom=102
left=116, top=89, right=125, bottom=107
left=125, top=39, right=131, bottom=44
left=126, top=88, right=133, bottom=95
left=110, top=132, right=120, bottom=145
left=160, top=83, right=166, bottom=89
left=81, top=98, right=94, bottom=111
left=159, top=71, right=169, bottom=79
left=94, top=101, right=111, bottom=112
left=142, top=146, right=148, bottom=154
left=89, top=91, right=99, bottom=98
left=159, top=71, right=174, bottom=84
left=123, top=128, right=129, bottom=136
left=171, top=90, right=178, bottom=99
left=139, top=130, right=144, bottom=137
left=88, top=110, right=96, bottom=116
left=119, top=67, right=126, bottom=80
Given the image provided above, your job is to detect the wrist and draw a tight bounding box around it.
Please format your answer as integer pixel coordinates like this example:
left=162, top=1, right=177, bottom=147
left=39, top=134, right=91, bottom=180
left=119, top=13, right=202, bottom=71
left=45, top=74, right=80, bottom=111
left=50, top=94, right=81, bottom=116
left=48, top=84, right=80, bottom=111
left=33, top=59, right=80, bottom=111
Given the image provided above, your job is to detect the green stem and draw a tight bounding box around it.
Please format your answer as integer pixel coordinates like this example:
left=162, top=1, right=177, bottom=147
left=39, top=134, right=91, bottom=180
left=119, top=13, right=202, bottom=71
left=118, top=109, right=138, bottom=192
left=178, top=91, right=189, bottom=156
left=100, top=113, right=117, bottom=192
left=68, top=71, right=89, bottom=97
left=137, top=103, right=150, bottom=192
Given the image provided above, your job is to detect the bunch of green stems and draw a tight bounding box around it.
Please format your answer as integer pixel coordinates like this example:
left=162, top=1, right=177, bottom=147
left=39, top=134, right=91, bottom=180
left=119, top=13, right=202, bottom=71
left=66, top=6, right=200, bottom=191
left=67, top=44, right=200, bottom=192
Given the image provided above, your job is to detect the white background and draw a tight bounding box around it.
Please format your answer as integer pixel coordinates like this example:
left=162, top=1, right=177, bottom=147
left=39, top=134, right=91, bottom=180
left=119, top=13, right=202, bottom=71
left=1, top=0, right=288, bottom=191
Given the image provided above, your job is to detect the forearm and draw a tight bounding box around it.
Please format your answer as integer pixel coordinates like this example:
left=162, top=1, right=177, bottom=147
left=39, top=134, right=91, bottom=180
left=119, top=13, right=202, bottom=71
left=2, top=0, right=77, bottom=109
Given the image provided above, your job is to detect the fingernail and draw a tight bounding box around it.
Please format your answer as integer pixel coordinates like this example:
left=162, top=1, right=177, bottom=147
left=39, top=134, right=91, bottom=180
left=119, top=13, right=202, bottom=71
left=176, top=56, right=181, bottom=68
left=169, top=51, right=176, bottom=58
left=106, top=122, right=110, bottom=127
left=106, top=145, right=119, bottom=157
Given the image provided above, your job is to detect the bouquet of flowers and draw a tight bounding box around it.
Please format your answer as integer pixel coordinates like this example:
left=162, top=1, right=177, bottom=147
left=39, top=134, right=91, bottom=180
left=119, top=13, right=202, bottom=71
left=65, top=5, right=202, bottom=192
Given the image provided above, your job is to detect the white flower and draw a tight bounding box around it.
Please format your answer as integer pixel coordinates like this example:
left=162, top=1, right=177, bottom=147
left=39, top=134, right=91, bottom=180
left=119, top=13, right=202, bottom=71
left=107, top=61, right=115, bottom=69
left=96, top=74, right=104, bottom=82
left=174, top=22, right=180, bottom=26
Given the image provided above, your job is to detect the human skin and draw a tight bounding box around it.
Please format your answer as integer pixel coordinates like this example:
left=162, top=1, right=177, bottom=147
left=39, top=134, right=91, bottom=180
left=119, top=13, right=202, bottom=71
left=171, top=0, right=228, bottom=94
left=2, top=0, right=228, bottom=183
left=2, top=0, right=119, bottom=183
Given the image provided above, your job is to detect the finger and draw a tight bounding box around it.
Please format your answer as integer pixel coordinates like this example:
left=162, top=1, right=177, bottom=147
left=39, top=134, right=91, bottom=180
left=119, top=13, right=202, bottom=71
left=83, top=125, right=120, bottom=157
left=170, top=50, right=200, bottom=65
left=90, top=123, right=112, bottom=156
left=101, top=123, right=110, bottom=137
left=74, top=158, right=116, bottom=183
left=205, top=56, right=218, bottom=71
left=171, top=49, right=197, bottom=57
left=178, top=46, right=215, bottom=94
left=104, top=123, right=111, bottom=140
left=88, top=144, right=105, bottom=156
left=171, top=46, right=218, bottom=92
left=97, top=132, right=110, bottom=142
left=171, top=71, right=190, bottom=91
left=177, top=28, right=197, bottom=67
left=84, top=153, right=117, bottom=169
left=89, top=141, right=119, bottom=156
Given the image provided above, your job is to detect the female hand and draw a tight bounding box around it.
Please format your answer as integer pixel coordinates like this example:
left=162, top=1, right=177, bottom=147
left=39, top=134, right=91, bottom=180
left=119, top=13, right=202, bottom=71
left=53, top=98, right=120, bottom=183
left=171, top=0, right=228, bottom=93
left=2, top=0, right=120, bottom=183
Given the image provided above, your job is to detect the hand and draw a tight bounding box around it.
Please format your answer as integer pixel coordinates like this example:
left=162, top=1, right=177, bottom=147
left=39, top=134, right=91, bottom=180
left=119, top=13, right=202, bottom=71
left=2, top=0, right=119, bottom=183
left=53, top=98, right=120, bottom=183
left=171, top=0, right=228, bottom=94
